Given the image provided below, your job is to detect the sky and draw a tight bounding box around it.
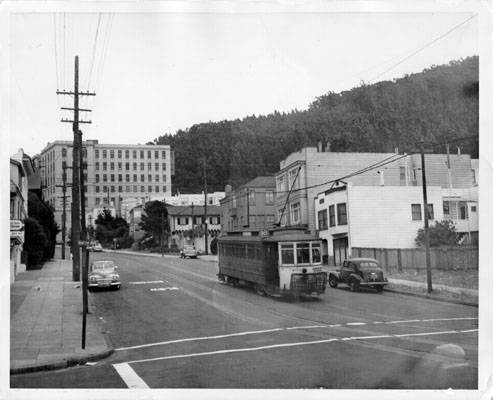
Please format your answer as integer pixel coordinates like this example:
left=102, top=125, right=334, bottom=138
left=8, top=11, right=478, bottom=156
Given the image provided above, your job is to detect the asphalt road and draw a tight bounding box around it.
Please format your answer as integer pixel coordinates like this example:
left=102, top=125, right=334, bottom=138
left=11, top=251, right=478, bottom=389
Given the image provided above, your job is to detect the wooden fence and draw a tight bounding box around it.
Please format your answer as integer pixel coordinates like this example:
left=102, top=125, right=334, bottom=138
left=351, top=247, right=478, bottom=271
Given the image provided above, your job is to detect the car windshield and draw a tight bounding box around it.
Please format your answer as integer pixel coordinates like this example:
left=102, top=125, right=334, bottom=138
left=358, top=261, right=379, bottom=270
left=92, top=261, right=115, bottom=271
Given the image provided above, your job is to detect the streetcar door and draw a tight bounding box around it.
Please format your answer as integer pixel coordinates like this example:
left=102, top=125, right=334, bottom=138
left=265, top=243, right=279, bottom=285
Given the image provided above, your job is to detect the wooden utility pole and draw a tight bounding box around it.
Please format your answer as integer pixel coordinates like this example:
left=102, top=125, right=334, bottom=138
left=57, top=55, right=95, bottom=349
left=420, top=143, right=433, bottom=293
left=203, top=159, right=208, bottom=255
left=62, top=165, right=68, bottom=259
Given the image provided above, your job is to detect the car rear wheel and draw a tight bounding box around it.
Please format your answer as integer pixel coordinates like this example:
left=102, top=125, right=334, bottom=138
left=349, top=279, right=360, bottom=292
left=375, top=285, right=384, bottom=293
left=328, top=275, right=338, bottom=288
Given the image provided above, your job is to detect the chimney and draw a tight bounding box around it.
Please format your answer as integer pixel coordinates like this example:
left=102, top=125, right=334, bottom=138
left=325, top=141, right=331, bottom=152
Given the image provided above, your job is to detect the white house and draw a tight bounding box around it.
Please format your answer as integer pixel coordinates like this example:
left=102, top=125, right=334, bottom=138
left=314, top=183, right=445, bottom=265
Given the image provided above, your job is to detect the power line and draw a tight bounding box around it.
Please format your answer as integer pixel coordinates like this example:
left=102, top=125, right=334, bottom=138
left=88, top=13, right=102, bottom=91
left=369, top=14, right=477, bottom=83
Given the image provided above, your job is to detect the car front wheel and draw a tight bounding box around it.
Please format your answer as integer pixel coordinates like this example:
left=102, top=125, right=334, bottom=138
left=328, top=275, right=338, bottom=288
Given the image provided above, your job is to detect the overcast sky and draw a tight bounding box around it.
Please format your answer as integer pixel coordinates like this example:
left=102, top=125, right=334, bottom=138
left=9, top=12, right=478, bottom=156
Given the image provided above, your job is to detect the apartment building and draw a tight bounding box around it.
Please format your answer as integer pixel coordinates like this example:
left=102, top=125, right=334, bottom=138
left=275, top=145, right=477, bottom=234
left=220, top=176, right=276, bottom=236
left=38, top=140, right=174, bottom=241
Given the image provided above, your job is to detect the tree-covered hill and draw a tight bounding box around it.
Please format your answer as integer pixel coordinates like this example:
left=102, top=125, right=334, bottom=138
left=151, top=56, right=478, bottom=193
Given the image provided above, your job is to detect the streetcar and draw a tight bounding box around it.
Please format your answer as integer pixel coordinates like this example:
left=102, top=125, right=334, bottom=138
left=217, top=227, right=327, bottom=298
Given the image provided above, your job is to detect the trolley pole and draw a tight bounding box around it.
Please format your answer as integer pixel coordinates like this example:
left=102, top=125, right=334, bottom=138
left=420, top=143, right=433, bottom=293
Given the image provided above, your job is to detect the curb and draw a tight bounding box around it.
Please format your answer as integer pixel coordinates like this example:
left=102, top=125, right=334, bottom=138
left=384, top=286, right=478, bottom=307
left=10, top=348, right=114, bottom=375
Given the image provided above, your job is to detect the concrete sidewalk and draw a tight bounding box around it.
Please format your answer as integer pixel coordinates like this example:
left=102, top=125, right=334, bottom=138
left=10, top=257, right=113, bottom=374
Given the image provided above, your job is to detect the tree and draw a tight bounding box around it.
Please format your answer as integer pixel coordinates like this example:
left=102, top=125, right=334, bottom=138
left=28, top=192, right=60, bottom=260
left=24, top=217, right=49, bottom=268
left=139, top=201, right=169, bottom=249
left=415, top=220, right=458, bottom=247
left=94, top=208, right=132, bottom=248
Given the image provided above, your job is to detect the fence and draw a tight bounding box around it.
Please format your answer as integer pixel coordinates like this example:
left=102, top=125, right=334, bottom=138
left=352, top=247, right=478, bottom=271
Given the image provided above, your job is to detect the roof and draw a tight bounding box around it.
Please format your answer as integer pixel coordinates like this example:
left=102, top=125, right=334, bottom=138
left=218, top=232, right=321, bottom=243
left=167, top=205, right=221, bottom=216
left=243, top=176, right=276, bottom=189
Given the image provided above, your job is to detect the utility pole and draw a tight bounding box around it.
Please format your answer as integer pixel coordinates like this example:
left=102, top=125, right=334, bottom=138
left=62, top=165, right=68, bottom=259
left=57, top=55, right=95, bottom=349
left=203, top=159, right=208, bottom=255
left=420, top=142, right=433, bottom=293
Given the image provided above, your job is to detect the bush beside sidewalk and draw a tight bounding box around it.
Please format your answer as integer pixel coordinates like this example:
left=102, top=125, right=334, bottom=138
left=10, top=257, right=113, bottom=374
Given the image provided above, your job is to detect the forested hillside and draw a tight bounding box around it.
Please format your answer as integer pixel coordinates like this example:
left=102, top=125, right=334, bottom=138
left=151, top=56, right=478, bottom=193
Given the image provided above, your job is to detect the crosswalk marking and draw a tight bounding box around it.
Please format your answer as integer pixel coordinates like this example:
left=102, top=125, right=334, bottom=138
left=113, top=363, right=150, bottom=388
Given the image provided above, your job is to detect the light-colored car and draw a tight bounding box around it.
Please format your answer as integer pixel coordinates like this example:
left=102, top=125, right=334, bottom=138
left=88, top=260, right=121, bottom=290
left=180, top=244, right=198, bottom=259
left=92, top=242, right=103, bottom=252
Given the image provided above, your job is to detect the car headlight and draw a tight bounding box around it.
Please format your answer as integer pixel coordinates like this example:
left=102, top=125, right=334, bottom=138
left=111, top=274, right=119, bottom=281
left=89, top=276, right=97, bottom=282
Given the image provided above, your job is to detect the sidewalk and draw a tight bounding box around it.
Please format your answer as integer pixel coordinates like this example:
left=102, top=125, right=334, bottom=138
left=108, top=249, right=477, bottom=305
left=10, top=257, right=113, bottom=374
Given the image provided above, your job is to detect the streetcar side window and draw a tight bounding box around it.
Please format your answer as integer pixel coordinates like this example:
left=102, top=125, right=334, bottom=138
left=280, top=244, right=294, bottom=265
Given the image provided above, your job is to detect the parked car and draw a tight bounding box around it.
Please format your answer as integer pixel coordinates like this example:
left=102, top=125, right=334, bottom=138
left=180, top=244, right=198, bottom=259
left=328, top=258, right=388, bottom=292
left=92, top=241, right=103, bottom=252
left=88, top=260, right=121, bottom=290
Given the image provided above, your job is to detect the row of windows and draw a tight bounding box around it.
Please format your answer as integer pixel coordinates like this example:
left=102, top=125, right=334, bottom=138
left=95, top=174, right=167, bottom=183
left=317, top=203, right=347, bottom=230
left=280, top=242, right=321, bottom=265
left=276, top=167, right=302, bottom=193
left=96, top=162, right=167, bottom=172
left=219, top=243, right=263, bottom=260
left=176, top=216, right=221, bottom=225
left=94, top=185, right=167, bottom=193
left=95, top=149, right=167, bottom=160
left=411, top=204, right=434, bottom=221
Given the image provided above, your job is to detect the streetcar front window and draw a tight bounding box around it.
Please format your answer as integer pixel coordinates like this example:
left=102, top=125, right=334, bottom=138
left=296, top=243, right=310, bottom=264
left=281, top=244, right=294, bottom=265
left=312, top=243, right=321, bottom=263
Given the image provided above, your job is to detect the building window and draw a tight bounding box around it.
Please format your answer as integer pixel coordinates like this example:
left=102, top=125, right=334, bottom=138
left=125, top=162, right=129, bottom=171
left=103, top=174, right=107, bottom=182
left=155, top=150, right=159, bottom=158
left=265, top=191, right=274, bottom=204
left=443, top=201, right=450, bottom=216
left=133, top=150, right=137, bottom=158
left=126, top=174, right=130, bottom=182
left=162, top=175, right=167, bottom=182
left=110, top=162, right=114, bottom=171
left=178, top=217, right=189, bottom=225
left=148, top=185, right=152, bottom=192
left=148, top=174, right=152, bottom=181
left=96, top=162, right=99, bottom=171
left=140, top=163, right=144, bottom=171
left=125, top=186, right=130, bottom=192
left=111, top=197, right=115, bottom=203
left=103, top=162, right=107, bottom=170
left=276, top=175, right=285, bottom=193
left=280, top=244, right=294, bottom=265
left=329, top=205, right=335, bottom=227
left=133, top=186, right=137, bottom=192
left=248, top=191, right=255, bottom=205
left=111, top=186, right=115, bottom=193
left=141, top=186, right=145, bottom=192
left=125, top=150, right=129, bottom=158
left=96, top=174, right=100, bottom=183
left=103, top=150, right=107, bottom=158
left=155, top=163, right=159, bottom=170
left=162, top=163, right=166, bottom=171
left=147, top=162, right=152, bottom=170
left=118, top=162, right=122, bottom=170
left=277, top=209, right=286, bottom=227
left=155, top=186, right=159, bottom=192
left=62, top=148, right=67, bottom=157
left=110, top=150, right=114, bottom=158
left=148, top=150, right=151, bottom=158
left=318, top=209, right=328, bottom=230
left=110, top=174, right=115, bottom=182
left=95, top=198, right=100, bottom=205
left=118, top=174, right=122, bottom=182
left=95, top=186, right=100, bottom=193
left=471, top=205, right=477, bottom=212
left=290, top=203, right=301, bottom=224
left=289, top=168, right=299, bottom=189
left=103, top=186, right=108, bottom=192
left=118, top=150, right=122, bottom=158
left=337, top=203, right=347, bottom=225
left=140, top=150, right=144, bottom=158
left=95, top=149, right=99, bottom=158
left=163, top=185, right=167, bottom=192
left=133, top=162, right=137, bottom=170
left=459, top=203, right=468, bottom=220
left=118, top=186, right=123, bottom=192
left=319, top=198, right=324, bottom=204
left=162, top=150, right=166, bottom=159
left=411, top=204, right=422, bottom=221
left=140, top=174, right=144, bottom=182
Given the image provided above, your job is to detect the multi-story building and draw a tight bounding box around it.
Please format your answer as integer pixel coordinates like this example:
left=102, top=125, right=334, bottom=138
left=38, top=140, right=174, bottom=241
left=160, top=192, right=225, bottom=206
left=220, top=176, right=276, bottom=236
left=275, top=145, right=478, bottom=234
left=10, top=149, right=35, bottom=283
left=168, top=205, right=221, bottom=252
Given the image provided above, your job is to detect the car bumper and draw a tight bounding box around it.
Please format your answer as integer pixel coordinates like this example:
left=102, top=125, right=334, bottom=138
left=359, top=281, right=388, bottom=286
left=88, top=281, right=120, bottom=288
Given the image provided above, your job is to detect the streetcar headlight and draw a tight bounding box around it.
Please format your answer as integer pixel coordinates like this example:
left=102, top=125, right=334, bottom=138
left=302, top=268, right=307, bottom=274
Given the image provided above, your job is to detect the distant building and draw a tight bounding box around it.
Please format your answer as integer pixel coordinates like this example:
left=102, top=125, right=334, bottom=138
left=275, top=145, right=478, bottom=234
left=167, top=205, right=221, bottom=253
left=10, top=149, right=35, bottom=283
left=157, top=192, right=225, bottom=206
left=37, top=140, right=174, bottom=241
left=220, top=176, right=276, bottom=236
left=128, top=205, right=145, bottom=242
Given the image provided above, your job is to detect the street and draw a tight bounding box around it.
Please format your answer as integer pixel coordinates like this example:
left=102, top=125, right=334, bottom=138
left=11, top=252, right=478, bottom=389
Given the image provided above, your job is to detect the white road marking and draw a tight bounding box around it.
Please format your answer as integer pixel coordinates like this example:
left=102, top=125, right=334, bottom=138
left=128, top=280, right=165, bottom=285
left=393, top=330, right=461, bottom=338
left=113, top=363, right=150, bottom=388
left=115, top=317, right=478, bottom=352
left=116, top=328, right=285, bottom=351
left=125, top=329, right=478, bottom=365
left=150, top=287, right=179, bottom=292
